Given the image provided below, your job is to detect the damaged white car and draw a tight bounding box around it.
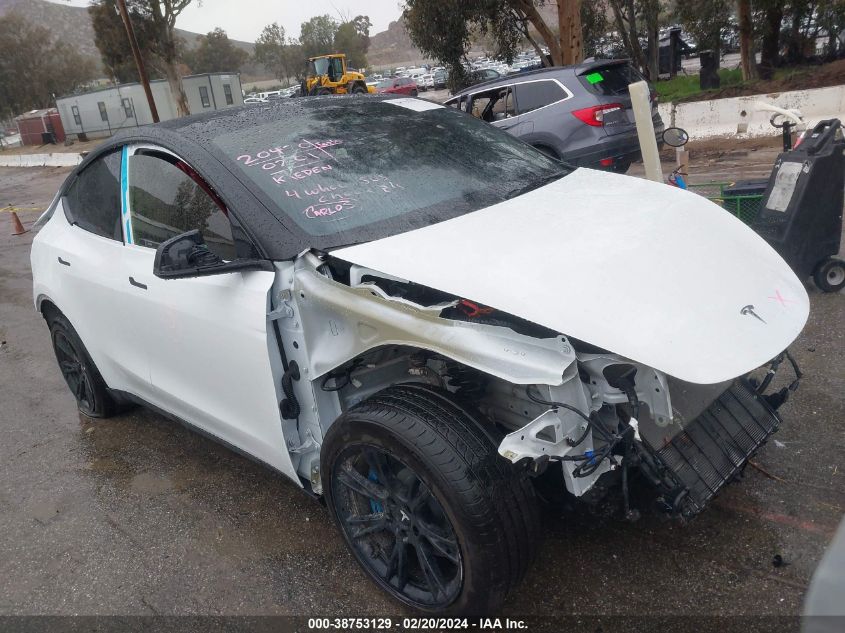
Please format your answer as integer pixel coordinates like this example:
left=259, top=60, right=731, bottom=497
left=31, top=96, right=808, bottom=614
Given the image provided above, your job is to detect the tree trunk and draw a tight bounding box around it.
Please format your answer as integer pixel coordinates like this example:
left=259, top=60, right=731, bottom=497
left=644, top=0, right=659, bottom=80
left=738, top=0, right=758, bottom=80
left=785, top=4, right=806, bottom=64
left=514, top=0, right=563, bottom=65
left=519, top=19, right=548, bottom=65
left=608, top=0, right=648, bottom=72
left=557, top=0, right=583, bottom=65
left=164, top=61, right=189, bottom=116
left=759, top=2, right=784, bottom=79
left=161, top=28, right=189, bottom=116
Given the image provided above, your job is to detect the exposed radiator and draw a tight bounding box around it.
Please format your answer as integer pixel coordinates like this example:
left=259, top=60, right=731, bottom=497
left=656, top=380, right=781, bottom=517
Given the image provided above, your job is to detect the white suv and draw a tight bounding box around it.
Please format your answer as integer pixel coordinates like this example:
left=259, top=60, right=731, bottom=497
left=31, top=96, right=807, bottom=614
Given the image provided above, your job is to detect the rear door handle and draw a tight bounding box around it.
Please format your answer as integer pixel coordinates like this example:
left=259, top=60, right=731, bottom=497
left=57, top=257, right=70, bottom=266
left=128, top=276, right=147, bottom=290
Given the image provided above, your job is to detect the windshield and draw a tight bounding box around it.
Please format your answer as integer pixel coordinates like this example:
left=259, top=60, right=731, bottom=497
left=309, top=57, right=329, bottom=76
left=212, top=98, right=570, bottom=249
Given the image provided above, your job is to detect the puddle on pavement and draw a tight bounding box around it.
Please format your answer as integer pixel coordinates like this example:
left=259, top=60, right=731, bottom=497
left=75, top=407, right=336, bottom=559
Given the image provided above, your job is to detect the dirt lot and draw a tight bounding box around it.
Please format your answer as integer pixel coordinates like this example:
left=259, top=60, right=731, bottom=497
left=0, top=157, right=842, bottom=631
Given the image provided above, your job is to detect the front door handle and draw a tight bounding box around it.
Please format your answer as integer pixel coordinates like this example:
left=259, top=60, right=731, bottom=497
left=57, top=257, right=70, bottom=266
left=128, top=276, right=147, bottom=290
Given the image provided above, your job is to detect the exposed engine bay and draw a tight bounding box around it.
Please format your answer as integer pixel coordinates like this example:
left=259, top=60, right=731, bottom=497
left=271, top=252, right=801, bottom=519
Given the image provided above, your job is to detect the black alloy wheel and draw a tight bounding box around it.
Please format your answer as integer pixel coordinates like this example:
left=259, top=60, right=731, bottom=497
left=53, top=328, right=95, bottom=414
left=322, top=384, right=540, bottom=614
left=331, top=445, right=463, bottom=609
left=48, top=313, right=117, bottom=418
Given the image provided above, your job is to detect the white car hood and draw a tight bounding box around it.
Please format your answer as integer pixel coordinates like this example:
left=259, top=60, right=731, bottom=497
left=333, top=168, right=809, bottom=384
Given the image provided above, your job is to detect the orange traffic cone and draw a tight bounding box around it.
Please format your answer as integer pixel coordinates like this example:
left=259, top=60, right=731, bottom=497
left=10, top=211, right=28, bottom=236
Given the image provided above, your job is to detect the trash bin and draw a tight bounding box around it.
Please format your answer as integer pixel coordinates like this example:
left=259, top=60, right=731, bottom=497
left=699, top=51, right=720, bottom=89
left=721, top=180, right=768, bottom=223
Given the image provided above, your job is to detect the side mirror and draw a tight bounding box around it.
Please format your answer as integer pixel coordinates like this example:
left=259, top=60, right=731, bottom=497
left=662, top=127, right=690, bottom=148
left=153, top=229, right=273, bottom=279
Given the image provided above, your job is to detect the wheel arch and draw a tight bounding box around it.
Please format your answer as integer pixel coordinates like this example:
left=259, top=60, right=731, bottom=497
left=530, top=143, right=560, bottom=160
left=37, top=295, right=62, bottom=322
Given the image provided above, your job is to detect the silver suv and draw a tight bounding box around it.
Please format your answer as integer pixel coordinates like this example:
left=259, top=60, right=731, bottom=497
left=446, top=60, right=664, bottom=173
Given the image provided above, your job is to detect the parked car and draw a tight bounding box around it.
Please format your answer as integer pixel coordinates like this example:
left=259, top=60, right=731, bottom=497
left=463, top=68, right=501, bottom=89
left=445, top=59, right=664, bottom=172
left=433, top=69, right=448, bottom=89
left=375, top=77, right=418, bottom=96
left=409, top=72, right=427, bottom=89
left=419, top=73, right=435, bottom=91
left=243, top=97, right=267, bottom=104
left=31, top=96, right=807, bottom=615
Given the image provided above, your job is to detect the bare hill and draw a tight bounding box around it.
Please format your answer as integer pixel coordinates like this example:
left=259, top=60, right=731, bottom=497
left=0, top=0, right=255, bottom=74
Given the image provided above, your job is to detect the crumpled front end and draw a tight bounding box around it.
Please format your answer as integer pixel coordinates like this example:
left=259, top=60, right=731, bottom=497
left=496, top=348, right=802, bottom=518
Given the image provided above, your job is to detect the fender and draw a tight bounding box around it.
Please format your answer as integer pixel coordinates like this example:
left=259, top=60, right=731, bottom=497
left=290, top=266, right=576, bottom=386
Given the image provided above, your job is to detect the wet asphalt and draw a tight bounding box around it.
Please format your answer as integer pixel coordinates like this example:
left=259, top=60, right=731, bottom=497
left=0, top=164, right=842, bottom=631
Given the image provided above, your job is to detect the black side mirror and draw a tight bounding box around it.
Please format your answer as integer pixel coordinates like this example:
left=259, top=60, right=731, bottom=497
left=662, top=127, right=690, bottom=148
left=153, top=229, right=273, bottom=279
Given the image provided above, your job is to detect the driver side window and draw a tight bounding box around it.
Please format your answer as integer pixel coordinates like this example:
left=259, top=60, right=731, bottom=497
left=470, top=87, right=514, bottom=122
left=126, top=151, right=236, bottom=261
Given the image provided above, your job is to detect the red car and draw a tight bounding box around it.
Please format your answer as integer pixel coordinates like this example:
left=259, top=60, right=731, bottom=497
left=376, top=77, right=418, bottom=97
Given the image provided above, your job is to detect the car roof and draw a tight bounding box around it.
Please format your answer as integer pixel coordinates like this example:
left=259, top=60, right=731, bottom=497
left=68, top=96, right=439, bottom=260
left=453, top=66, right=574, bottom=96
left=451, top=58, right=632, bottom=96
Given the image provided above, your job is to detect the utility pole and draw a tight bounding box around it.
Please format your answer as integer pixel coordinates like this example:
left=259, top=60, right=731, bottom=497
left=116, top=0, right=159, bottom=123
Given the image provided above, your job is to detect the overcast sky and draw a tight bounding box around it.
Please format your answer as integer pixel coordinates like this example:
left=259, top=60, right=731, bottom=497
left=51, top=0, right=404, bottom=42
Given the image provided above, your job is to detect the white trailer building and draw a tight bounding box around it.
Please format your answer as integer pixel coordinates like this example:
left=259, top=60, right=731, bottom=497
left=56, top=73, right=244, bottom=140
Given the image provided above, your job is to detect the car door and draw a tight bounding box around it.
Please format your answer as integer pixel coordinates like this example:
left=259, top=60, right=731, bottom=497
left=488, top=86, right=524, bottom=136
left=40, top=148, right=154, bottom=398
left=119, top=144, right=293, bottom=476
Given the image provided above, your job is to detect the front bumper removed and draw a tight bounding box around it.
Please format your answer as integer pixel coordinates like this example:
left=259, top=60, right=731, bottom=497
left=652, top=379, right=782, bottom=517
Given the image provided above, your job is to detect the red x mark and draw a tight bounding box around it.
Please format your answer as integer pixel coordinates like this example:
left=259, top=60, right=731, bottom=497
left=768, top=289, right=794, bottom=307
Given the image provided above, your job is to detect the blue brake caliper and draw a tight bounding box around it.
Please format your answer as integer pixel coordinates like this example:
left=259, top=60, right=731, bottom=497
left=368, top=468, right=384, bottom=514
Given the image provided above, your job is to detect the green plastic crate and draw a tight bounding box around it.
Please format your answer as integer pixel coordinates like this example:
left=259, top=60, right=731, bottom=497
left=688, top=182, right=764, bottom=225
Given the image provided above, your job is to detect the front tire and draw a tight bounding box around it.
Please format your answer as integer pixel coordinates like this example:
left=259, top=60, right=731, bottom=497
left=813, top=257, right=845, bottom=292
left=49, top=314, right=117, bottom=418
left=321, top=384, right=540, bottom=615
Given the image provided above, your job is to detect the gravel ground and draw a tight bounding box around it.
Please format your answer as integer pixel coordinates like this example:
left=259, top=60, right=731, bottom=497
left=0, top=159, right=842, bottom=632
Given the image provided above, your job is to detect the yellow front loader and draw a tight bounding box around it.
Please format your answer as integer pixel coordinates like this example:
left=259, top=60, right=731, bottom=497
left=303, top=54, right=375, bottom=96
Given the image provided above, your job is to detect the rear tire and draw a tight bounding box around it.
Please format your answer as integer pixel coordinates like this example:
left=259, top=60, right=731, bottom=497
left=611, top=160, right=632, bottom=174
left=48, top=314, right=117, bottom=418
left=411, top=89, right=418, bottom=97
left=321, top=384, right=540, bottom=615
left=813, top=257, right=845, bottom=292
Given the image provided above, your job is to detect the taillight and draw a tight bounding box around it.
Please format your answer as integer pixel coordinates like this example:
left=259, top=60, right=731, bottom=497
left=650, top=90, right=659, bottom=105
left=572, top=103, right=624, bottom=126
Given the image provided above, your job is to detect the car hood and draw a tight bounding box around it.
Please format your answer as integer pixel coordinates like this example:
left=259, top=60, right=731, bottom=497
left=333, top=168, right=809, bottom=384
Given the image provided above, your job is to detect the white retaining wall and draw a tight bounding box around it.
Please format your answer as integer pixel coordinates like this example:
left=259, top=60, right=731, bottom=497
left=659, top=84, right=845, bottom=140
left=0, top=153, right=84, bottom=168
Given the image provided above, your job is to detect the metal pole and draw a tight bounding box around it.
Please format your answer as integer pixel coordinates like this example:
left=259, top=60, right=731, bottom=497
left=116, top=0, right=159, bottom=123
